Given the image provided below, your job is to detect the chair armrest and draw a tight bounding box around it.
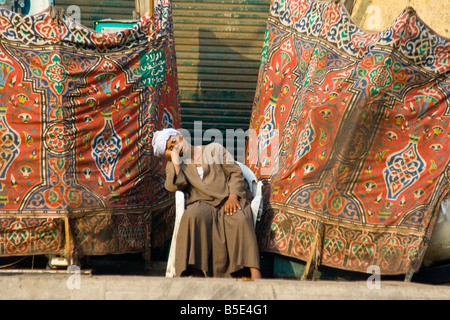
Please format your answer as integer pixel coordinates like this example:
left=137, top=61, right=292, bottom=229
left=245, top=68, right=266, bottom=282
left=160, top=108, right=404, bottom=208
left=255, top=181, right=263, bottom=197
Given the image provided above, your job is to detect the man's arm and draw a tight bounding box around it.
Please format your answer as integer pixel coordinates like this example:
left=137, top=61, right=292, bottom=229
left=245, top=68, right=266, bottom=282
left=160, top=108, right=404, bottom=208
left=164, top=142, right=189, bottom=192
left=220, top=145, right=247, bottom=215
left=221, top=146, right=246, bottom=198
left=164, top=161, right=188, bottom=193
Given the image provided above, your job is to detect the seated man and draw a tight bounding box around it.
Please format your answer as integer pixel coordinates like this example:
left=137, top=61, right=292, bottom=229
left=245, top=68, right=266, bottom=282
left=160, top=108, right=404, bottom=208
left=152, top=128, right=261, bottom=279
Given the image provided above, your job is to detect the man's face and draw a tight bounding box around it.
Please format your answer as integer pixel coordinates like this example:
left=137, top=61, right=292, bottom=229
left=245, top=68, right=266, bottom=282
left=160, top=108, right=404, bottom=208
left=165, top=135, right=183, bottom=160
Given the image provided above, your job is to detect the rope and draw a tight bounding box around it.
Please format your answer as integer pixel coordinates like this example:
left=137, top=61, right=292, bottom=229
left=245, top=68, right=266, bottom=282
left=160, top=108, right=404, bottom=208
left=0, top=256, right=28, bottom=269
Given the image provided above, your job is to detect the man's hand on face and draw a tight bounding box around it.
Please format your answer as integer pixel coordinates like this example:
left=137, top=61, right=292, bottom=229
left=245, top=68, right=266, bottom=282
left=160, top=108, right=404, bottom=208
left=164, top=149, right=172, bottom=161
left=224, top=194, right=241, bottom=216
left=170, top=143, right=183, bottom=165
left=165, top=135, right=183, bottom=163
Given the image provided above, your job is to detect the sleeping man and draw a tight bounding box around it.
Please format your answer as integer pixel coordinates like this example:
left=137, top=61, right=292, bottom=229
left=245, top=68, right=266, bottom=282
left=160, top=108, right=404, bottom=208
left=152, top=128, right=261, bottom=279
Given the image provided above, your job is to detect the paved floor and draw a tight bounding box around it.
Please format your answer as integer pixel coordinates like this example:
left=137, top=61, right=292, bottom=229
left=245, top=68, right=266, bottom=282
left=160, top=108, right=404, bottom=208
left=0, top=255, right=448, bottom=301
left=0, top=270, right=449, bottom=300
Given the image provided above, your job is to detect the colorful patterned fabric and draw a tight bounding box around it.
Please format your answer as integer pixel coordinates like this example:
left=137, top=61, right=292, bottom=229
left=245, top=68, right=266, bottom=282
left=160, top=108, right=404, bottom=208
left=0, top=2, right=180, bottom=257
left=249, top=0, right=450, bottom=274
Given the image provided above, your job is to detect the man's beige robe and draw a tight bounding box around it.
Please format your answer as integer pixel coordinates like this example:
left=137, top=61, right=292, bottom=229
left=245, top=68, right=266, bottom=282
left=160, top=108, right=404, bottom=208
left=164, top=143, right=260, bottom=277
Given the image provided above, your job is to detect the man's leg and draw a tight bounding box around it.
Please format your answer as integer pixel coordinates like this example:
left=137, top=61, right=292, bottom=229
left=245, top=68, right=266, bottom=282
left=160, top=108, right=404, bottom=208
left=174, top=201, right=215, bottom=277
left=213, top=198, right=261, bottom=278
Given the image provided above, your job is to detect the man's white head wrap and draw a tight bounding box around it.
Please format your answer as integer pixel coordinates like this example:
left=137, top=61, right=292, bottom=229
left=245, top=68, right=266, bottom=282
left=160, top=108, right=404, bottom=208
left=152, top=128, right=181, bottom=157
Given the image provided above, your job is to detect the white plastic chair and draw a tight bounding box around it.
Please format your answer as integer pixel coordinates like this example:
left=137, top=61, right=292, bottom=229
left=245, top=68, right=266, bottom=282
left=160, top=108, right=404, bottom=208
left=165, top=161, right=263, bottom=277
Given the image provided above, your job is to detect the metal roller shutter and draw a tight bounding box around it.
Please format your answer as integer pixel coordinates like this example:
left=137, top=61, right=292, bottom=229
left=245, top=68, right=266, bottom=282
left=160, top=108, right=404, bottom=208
left=173, top=0, right=270, bottom=160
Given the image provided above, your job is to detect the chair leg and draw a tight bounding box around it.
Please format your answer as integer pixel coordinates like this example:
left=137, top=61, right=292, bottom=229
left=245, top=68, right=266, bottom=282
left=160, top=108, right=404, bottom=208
left=404, top=268, right=414, bottom=282
left=166, top=191, right=185, bottom=277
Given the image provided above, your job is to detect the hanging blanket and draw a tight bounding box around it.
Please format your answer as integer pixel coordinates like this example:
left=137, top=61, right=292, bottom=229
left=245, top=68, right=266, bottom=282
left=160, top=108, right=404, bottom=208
left=249, top=0, right=450, bottom=274
left=0, top=1, right=180, bottom=257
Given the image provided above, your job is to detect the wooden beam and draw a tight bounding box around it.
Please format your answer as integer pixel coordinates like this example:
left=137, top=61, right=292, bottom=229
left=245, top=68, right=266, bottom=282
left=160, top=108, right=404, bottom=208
left=135, top=0, right=153, bottom=17
left=64, top=217, right=72, bottom=264
left=135, top=0, right=140, bottom=16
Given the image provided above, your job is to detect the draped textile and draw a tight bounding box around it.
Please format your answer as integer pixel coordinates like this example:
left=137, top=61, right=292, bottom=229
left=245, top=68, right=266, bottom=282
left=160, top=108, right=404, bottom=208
left=0, top=2, right=180, bottom=257
left=249, top=0, right=450, bottom=274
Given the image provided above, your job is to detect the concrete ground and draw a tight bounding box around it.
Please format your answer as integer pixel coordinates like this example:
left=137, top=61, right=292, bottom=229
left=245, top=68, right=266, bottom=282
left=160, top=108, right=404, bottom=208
left=0, top=272, right=449, bottom=300
left=0, top=254, right=448, bottom=301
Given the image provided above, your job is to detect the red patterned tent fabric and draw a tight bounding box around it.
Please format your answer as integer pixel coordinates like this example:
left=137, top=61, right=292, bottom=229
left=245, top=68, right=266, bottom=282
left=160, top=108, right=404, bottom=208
left=249, top=0, right=450, bottom=275
left=0, top=2, right=180, bottom=259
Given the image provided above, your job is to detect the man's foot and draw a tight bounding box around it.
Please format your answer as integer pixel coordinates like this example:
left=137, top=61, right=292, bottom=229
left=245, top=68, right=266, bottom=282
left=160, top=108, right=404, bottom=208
left=250, top=267, right=262, bottom=280
left=192, top=268, right=205, bottom=277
